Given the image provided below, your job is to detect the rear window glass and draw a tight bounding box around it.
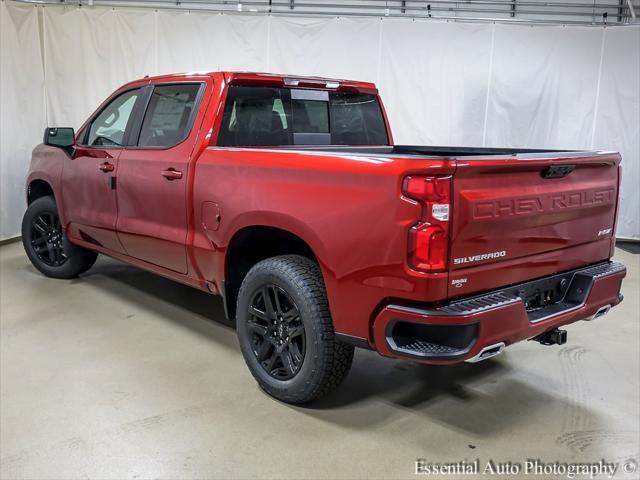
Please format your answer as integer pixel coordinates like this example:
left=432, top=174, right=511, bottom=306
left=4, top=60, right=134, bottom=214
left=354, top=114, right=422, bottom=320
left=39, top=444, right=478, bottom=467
left=217, top=86, right=388, bottom=146
left=293, top=99, right=329, bottom=134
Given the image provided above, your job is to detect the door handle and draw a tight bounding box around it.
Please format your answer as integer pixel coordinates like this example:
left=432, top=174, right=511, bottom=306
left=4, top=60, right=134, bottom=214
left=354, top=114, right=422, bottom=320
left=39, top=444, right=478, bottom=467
left=99, top=162, right=114, bottom=173
left=161, top=168, right=183, bottom=180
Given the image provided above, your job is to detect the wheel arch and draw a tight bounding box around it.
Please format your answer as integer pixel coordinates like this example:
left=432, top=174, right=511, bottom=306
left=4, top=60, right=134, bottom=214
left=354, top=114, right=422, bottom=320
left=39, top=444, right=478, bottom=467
left=27, top=178, right=55, bottom=204
left=223, top=225, right=321, bottom=321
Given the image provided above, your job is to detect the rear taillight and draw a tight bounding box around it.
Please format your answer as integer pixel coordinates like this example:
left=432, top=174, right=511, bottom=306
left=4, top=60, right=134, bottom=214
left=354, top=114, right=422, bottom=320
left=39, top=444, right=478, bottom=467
left=403, top=175, right=451, bottom=272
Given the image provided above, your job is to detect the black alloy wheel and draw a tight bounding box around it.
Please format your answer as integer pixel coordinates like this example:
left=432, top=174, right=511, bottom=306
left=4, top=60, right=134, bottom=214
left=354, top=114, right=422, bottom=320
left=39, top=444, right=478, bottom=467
left=29, top=211, right=68, bottom=267
left=22, top=195, right=98, bottom=279
left=236, top=255, right=355, bottom=404
left=247, top=284, right=306, bottom=380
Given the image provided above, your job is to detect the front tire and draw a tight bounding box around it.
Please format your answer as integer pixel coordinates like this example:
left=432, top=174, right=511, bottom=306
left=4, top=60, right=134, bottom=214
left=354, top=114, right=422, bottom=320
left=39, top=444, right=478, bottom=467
left=236, top=255, right=354, bottom=404
left=22, top=196, right=98, bottom=279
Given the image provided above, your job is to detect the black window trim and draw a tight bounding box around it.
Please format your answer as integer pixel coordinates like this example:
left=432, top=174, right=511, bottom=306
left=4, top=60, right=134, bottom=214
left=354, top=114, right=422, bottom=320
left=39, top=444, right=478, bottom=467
left=77, top=87, right=146, bottom=149
left=126, top=81, right=206, bottom=151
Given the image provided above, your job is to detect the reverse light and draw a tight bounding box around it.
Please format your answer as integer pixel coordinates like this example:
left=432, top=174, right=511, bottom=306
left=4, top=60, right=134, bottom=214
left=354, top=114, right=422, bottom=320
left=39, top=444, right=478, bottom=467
left=431, top=204, right=449, bottom=222
left=403, top=175, right=452, bottom=272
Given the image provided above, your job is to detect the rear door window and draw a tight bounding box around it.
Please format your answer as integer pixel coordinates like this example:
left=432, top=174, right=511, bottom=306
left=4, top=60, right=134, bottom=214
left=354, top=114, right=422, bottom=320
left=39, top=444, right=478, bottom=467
left=220, top=87, right=291, bottom=146
left=137, top=84, right=202, bottom=148
left=217, top=86, right=388, bottom=146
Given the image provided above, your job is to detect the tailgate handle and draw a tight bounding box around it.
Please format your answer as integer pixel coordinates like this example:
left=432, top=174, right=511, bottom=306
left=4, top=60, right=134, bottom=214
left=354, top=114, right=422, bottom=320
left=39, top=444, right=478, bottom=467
left=542, top=164, right=576, bottom=178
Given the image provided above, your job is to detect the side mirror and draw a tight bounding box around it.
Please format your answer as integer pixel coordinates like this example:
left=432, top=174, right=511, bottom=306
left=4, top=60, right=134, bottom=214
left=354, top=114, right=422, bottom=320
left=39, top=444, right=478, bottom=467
left=44, top=127, right=75, bottom=150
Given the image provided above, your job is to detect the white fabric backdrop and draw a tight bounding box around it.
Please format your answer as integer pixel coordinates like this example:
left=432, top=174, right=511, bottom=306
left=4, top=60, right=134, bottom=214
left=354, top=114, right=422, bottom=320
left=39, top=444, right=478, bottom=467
left=485, top=25, right=603, bottom=148
left=1, top=0, right=638, bottom=240
left=0, top=1, right=45, bottom=240
left=593, top=27, right=640, bottom=242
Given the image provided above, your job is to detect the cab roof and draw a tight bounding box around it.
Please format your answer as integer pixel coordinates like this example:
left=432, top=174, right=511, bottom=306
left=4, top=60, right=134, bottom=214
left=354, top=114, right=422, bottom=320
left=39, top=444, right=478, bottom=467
left=129, top=71, right=378, bottom=94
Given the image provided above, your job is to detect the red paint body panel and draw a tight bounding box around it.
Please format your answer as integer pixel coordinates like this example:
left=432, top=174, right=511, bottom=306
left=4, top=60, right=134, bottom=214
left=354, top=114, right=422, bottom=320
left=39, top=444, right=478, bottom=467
left=191, top=147, right=455, bottom=338
left=26, top=71, right=626, bottom=364
left=115, top=76, right=215, bottom=273
left=62, top=145, right=126, bottom=253
left=449, top=156, right=618, bottom=271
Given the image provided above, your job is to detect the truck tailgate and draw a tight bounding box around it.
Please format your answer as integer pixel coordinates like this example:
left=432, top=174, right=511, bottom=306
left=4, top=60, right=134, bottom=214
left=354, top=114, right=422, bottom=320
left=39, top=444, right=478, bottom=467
left=448, top=152, right=620, bottom=297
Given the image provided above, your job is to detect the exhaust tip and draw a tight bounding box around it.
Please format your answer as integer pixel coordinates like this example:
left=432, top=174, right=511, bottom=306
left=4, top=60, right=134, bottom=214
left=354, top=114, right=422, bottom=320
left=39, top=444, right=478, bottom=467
left=465, top=342, right=506, bottom=363
left=585, top=304, right=612, bottom=321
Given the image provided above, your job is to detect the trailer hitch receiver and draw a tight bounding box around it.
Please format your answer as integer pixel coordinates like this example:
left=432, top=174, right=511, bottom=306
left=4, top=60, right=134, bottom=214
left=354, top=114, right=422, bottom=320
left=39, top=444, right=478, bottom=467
left=533, top=328, right=567, bottom=346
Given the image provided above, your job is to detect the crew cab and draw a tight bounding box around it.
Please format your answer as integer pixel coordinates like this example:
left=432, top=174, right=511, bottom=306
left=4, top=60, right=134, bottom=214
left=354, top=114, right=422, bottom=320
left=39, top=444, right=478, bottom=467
left=23, top=72, right=626, bottom=404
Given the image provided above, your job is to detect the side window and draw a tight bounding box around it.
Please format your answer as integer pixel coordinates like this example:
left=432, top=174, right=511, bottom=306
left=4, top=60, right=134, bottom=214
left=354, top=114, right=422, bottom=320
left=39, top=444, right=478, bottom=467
left=218, top=86, right=292, bottom=147
left=137, top=84, right=201, bottom=148
left=329, top=93, right=388, bottom=145
left=86, top=89, right=140, bottom=147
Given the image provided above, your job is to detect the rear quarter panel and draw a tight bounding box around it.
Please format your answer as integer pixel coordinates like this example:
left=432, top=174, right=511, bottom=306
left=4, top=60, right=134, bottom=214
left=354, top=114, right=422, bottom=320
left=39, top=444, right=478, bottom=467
left=191, top=148, right=455, bottom=340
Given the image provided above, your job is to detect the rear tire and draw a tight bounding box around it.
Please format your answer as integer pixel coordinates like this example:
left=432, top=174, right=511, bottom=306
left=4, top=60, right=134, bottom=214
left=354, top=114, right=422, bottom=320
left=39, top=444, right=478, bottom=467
left=236, top=255, right=354, bottom=404
left=22, top=196, right=98, bottom=279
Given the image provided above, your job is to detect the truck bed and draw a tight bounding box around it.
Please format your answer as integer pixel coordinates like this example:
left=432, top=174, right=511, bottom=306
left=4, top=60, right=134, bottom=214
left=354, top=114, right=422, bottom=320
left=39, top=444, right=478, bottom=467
left=228, top=143, right=620, bottom=300
left=269, top=144, right=602, bottom=159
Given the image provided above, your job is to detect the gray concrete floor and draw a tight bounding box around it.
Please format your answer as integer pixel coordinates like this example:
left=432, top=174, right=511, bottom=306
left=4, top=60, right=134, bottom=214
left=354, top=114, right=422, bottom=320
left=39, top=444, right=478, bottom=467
left=1, top=242, right=638, bottom=480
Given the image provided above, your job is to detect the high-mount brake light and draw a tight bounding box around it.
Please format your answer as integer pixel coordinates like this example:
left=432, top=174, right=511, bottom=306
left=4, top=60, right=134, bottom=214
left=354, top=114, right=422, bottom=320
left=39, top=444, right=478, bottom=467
left=403, top=176, right=452, bottom=272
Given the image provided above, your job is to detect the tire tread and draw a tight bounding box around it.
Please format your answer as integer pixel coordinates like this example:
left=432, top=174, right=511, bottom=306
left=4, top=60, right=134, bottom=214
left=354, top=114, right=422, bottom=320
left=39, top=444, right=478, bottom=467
left=237, top=255, right=354, bottom=404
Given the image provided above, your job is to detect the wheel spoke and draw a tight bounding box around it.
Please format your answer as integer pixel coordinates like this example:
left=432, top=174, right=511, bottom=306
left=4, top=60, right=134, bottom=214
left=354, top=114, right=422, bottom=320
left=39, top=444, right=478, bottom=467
left=248, top=305, right=269, bottom=322
left=290, top=342, right=304, bottom=364
left=265, top=352, right=279, bottom=373
left=54, top=245, right=65, bottom=264
left=281, top=350, right=296, bottom=374
left=262, top=286, right=276, bottom=317
left=288, top=325, right=304, bottom=339
left=247, top=320, right=268, bottom=337
left=37, top=215, right=51, bottom=230
left=33, top=222, right=47, bottom=235
left=282, top=308, right=300, bottom=323
left=256, top=339, right=272, bottom=362
left=272, top=287, right=284, bottom=315
left=32, top=236, right=47, bottom=246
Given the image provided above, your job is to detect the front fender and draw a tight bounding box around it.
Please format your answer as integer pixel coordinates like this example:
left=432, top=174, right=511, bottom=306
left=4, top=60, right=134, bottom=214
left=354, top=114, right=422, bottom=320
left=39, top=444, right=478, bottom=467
left=26, top=144, right=66, bottom=222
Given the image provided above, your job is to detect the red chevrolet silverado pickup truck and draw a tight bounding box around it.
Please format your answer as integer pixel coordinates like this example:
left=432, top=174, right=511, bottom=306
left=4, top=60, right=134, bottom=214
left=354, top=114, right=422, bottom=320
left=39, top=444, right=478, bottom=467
left=23, top=71, right=626, bottom=403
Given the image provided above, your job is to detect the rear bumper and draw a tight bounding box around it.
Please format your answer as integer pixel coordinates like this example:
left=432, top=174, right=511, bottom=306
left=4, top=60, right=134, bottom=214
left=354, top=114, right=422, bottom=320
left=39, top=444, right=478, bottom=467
left=372, top=261, right=626, bottom=364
